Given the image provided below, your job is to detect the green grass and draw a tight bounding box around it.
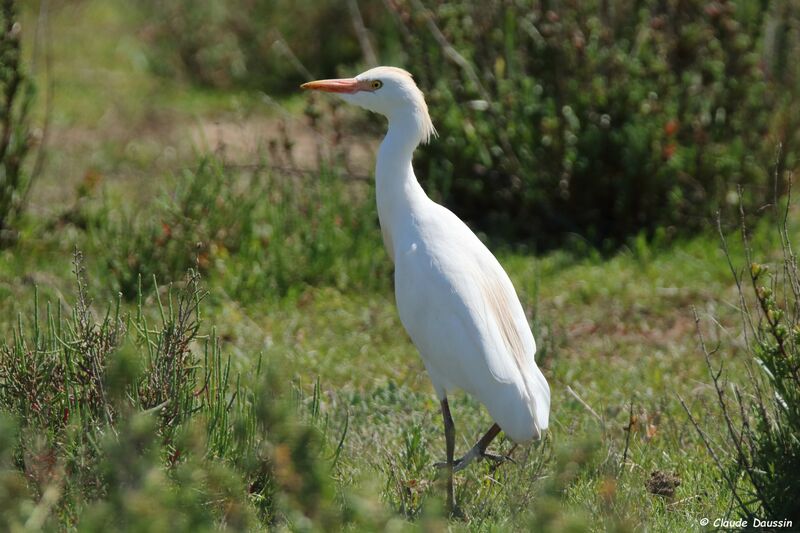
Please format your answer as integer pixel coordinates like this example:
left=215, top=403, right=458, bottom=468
left=2, top=1, right=798, bottom=530
left=4, top=176, right=794, bottom=529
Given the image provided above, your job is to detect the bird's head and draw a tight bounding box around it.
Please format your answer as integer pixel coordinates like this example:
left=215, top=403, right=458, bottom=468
left=301, top=66, right=437, bottom=145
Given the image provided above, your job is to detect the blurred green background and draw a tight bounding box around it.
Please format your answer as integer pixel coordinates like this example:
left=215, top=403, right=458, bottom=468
left=135, top=0, right=800, bottom=248
left=1, top=0, right=799, bottom=531
left=16, top=0, right=800, bottom=249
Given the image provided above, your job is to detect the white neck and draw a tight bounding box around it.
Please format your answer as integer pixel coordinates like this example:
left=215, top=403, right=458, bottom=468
left=375, top=113, right=429, bottom=252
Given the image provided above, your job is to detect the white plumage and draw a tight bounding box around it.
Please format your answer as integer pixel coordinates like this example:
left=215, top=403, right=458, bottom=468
left=391, top=202, right=550, bottom=442
left=302, top=66, right=550, bottom=508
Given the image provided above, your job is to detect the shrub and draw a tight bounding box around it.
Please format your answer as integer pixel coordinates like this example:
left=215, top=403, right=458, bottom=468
left=683, top=196, right=800, bottom=525
left=0, top=253, right=385, bottom=529
left=0, top=0, right=36, bottom=245
left=390, top=0, right=800, bottom=248
left=94, top=159, right=388, bottom=300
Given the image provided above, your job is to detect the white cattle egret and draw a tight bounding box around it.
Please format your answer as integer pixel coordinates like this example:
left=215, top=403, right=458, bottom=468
left=302, top=67, right=550, bottom=510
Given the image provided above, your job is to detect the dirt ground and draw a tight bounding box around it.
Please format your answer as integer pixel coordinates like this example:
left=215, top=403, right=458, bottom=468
left=31, top=105, right=380, bottom=217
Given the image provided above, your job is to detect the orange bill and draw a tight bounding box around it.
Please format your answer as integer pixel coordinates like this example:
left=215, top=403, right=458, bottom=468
left=301, top=78, right=364, bottom=93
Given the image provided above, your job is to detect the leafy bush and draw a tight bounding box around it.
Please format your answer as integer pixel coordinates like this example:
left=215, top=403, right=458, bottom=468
left=0, top=253, right=385, bottom=530
left=94, top=159, right=388, bottom=300
left=136, top=0, right=396, bottom=93
left=683, top=197, right=800, bottom=525
left=390, top=0, right=800, bottom=248
left=0, top=0, right=36, bottom=245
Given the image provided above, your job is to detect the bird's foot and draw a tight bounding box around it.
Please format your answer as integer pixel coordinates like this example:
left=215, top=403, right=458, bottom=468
left=434, top=446, right=476, bottom=471
left=434, top=446, right=515, bottom=473
left=481, top=451, right=516, bottom=466
left=481, top=451, right=517, bottom=473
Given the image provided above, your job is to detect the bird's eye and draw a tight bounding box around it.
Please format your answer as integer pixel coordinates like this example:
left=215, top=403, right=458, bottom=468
left=371, top=80, right=383, bottom=90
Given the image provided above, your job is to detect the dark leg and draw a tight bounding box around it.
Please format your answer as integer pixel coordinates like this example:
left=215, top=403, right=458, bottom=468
left=473, top=423, right=515, bottom=465
left=440, top=398, right=456, bottom=513
left=437, top=422, right=516, bottom=472
left=475, top=423, right=502, bottom=453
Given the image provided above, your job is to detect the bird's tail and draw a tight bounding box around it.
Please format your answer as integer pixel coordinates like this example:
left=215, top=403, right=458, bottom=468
left=526, top=364, right=550, bottom=434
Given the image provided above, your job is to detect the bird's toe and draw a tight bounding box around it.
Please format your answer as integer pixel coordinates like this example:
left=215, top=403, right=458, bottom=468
left=452, top=448, right=481, bottom=472
left=433, top=458, right=464, bottom=470
left=482, top=451, right=516, bottom=465
left=434, top=448, right=512, bottom=472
